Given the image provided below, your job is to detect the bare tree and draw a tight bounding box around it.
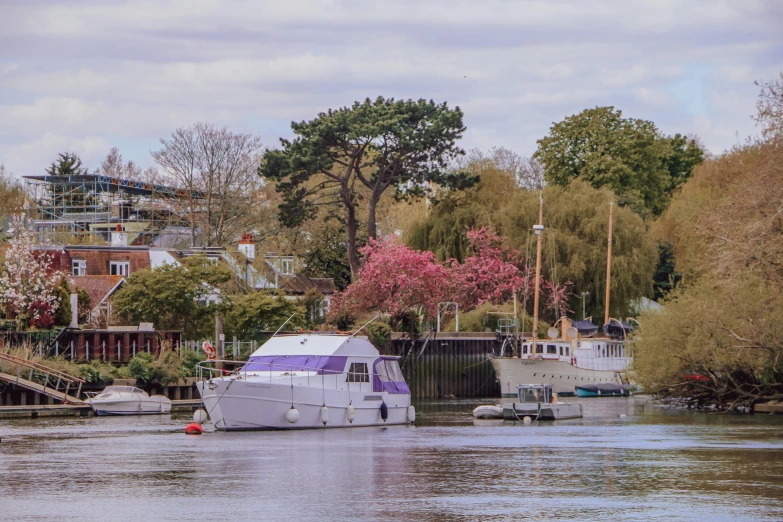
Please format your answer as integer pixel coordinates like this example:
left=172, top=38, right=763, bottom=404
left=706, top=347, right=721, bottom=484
left=152, top=123, right=263, bottom=247
left=755, top=73, right=783, bottom=140
left=98, top=147, right=162, bottom=184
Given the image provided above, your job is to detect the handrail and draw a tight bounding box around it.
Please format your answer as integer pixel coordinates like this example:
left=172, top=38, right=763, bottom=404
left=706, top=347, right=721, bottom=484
left=0, top=352, right=85, bottom=385
left=195, top=359, right=401, bottom=383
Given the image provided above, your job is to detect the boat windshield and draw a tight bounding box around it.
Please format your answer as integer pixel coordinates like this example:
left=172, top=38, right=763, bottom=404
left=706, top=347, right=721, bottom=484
left=102, top=386, right=143, bottom=394
left=372, top=357, right=410, bottom=394
left=519, top=388, right=544, bottom=403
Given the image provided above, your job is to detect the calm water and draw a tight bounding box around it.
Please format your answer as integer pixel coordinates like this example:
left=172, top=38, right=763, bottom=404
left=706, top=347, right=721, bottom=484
left=1, top=397, right=783, bottom=521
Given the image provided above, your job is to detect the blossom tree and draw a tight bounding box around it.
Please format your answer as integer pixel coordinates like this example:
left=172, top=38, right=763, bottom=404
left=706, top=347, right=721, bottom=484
left=542, top=280, right=574, bottom=321
left=448, top=227, right=533, bottom=309
left=0, top=215, right=61, bottom=327
left=328, top=238, right=449, bottom=321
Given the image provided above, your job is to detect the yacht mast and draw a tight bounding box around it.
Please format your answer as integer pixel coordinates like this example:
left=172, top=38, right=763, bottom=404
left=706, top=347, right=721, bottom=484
left=531, top=192, right=544, bottom=356
left=604, top=202, right=614, bottom=326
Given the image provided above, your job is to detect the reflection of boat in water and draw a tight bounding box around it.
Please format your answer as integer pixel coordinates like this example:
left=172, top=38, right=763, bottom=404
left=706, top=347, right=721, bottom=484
left=85, top=386, right=172, bottom=415
left=575, top=383, right=635, bottom=397
left=490, top=198, right=636, bottom=397
left=502, top=384, right=583, bottom=421
left=196, top=334, right=414, bottom=431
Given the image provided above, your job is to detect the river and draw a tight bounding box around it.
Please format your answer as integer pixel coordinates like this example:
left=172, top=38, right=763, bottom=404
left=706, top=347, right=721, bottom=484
left=1, top=397, right=782, bottom=521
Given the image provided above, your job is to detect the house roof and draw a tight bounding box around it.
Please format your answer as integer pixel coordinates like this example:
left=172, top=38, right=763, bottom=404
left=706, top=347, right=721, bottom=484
left=69, top=275, right=125, bottom=310
left=279, top=274, right=337, bottom=295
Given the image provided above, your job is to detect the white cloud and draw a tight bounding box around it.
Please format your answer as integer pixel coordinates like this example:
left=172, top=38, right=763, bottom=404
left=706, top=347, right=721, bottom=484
left=0, top=0, right=780, bottom=173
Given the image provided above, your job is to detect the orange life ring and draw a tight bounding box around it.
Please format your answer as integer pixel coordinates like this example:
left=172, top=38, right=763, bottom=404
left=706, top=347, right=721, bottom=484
left=202, top=341, right=216, bottom=359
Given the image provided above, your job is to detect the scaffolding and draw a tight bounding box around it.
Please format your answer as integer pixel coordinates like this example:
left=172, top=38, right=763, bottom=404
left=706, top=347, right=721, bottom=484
left=24, top=174, right=205, bottom=244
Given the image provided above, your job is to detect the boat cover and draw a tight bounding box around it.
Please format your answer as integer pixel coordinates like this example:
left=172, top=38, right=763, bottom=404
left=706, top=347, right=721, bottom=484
left=571, top=320, right=599, bottom=337
left=241, top=355, right=348, bottom=375
left=603, top=321, right=635, bottom=340
left=373, top=357, right=410, bottom=394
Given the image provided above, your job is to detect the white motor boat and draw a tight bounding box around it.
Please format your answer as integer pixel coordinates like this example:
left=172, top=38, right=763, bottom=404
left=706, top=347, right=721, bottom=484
left=196, top=334, right=415, bottom=431
left=85, top=386, right=172, bottom=415
left=502, top=384, right=583, bottom=421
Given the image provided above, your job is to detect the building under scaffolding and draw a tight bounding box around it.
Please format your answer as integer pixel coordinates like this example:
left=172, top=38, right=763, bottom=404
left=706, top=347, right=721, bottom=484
left=24, top=174, right=204, bottom=244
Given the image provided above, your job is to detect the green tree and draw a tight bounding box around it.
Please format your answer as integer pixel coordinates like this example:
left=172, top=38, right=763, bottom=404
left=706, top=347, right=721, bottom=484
left=45, top=152, right=87, bottom=177
left=113, top=256, right=233, bottom=337
left=260, top=96, right=477, bottom=279
left=534, top=107, right=703, bottom=216
left=652, top=241, right=681, bottom=301
left=223, top=291, right=304, bottom=339
left=0, top=165, right=27, bottom=219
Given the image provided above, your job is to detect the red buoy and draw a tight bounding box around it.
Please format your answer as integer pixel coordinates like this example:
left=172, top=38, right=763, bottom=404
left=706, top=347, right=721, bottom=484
left=185, top=422, right=203, bottom=435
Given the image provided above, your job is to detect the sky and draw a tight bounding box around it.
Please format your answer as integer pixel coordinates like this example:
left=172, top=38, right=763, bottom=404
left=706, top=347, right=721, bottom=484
left=1, top=0, right=781, bottom=177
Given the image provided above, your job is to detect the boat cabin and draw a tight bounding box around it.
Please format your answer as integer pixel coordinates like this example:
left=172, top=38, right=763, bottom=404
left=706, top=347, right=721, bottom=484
left=517, top=384, right=553, bottom=404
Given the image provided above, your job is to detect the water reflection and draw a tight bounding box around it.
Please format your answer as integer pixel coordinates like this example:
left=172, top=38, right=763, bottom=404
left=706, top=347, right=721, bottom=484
left=1, top=397, right=782, bottom=521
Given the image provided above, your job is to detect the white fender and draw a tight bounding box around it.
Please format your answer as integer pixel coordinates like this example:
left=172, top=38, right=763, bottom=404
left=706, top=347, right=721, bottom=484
left=193, top=409, right=208, bottom=424
left=285, top=406, right=300, bottom=424
left=407, top=405, right=416, bottom=423
left=320, top=405, right=329, bottom=425
left=346, top=403, right=355, bottom=423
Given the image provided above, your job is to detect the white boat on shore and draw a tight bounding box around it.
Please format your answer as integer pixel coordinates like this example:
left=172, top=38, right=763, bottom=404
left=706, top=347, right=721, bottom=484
left=85, top=386, right=172, bottom=415
left=196, top=333, right=415, bottom=431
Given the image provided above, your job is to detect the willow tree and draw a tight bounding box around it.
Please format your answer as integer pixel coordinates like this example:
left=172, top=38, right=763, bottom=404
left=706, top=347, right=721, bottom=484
left=499, top=181, right=657, bottom=319
left=260, top=97, right=476, bottom=279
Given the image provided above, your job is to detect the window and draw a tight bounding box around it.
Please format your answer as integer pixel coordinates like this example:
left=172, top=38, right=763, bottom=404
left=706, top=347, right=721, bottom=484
left=559, top=346, right=564, bottom=356
left=547, top=344, right=557, bottom=355
left=72, top=260, right=86, bottom=276
left=110, top=261, right=130, bottom=276
left=346, top=362, right=369, bottom=383
left=281, top=258, right=294, bottom=275
left=535, top=344, right=543, bottom=354
left=522, top=344, right=529, bottom=355
left=565, top=347, right=570, bottom=357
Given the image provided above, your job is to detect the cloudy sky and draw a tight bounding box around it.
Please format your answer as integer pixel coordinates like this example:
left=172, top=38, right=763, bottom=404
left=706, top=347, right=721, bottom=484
left=1, top=0, right=781, bottom=177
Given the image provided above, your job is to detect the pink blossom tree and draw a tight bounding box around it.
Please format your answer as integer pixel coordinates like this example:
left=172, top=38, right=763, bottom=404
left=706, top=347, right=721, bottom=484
left=542, top=280, right=574, bottom=321
left=0, top=215, right=62, bottom=327
left=447, top=227, right=533, bottom=309
left=328, top=237, right=449, bottom=322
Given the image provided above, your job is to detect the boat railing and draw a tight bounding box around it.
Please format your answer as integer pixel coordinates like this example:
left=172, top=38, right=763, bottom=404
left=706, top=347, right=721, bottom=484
left=195, top=359, right=396, bottom=389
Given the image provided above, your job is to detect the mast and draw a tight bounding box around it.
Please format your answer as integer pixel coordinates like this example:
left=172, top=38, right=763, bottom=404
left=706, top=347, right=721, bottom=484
left=531, top=191, right=544, bottom=357
left=604, top=202, right=614, bottom=326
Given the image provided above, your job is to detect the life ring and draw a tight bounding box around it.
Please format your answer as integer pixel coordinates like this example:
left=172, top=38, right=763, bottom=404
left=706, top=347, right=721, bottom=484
left=202, top=341, right=216, bottom=359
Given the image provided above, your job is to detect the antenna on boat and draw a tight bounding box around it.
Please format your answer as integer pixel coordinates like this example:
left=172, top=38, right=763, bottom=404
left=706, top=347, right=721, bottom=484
left=351, top=314, right=380, bottom=338
left=272, top=313, right=297, bottom=337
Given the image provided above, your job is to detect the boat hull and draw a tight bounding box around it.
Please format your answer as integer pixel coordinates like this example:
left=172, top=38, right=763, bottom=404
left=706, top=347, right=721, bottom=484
left=502, top=402, right=583, bottom=420
left=88, top=397, right=172, bottom=415
left=197, top=378, right=412, bottom=431
left=490, top=357, right=626, bottom=397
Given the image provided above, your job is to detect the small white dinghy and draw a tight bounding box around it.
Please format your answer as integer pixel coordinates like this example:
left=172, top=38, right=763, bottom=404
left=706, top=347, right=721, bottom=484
left=85, top=386, right=172, bottom=416
left=472, top=405, right=504, bottom=419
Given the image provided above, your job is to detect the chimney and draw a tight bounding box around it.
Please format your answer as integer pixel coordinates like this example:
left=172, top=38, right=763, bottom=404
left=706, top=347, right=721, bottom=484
left=111, top=224, right=128, bottom=247
left=238, top=232, right=255, bottom=260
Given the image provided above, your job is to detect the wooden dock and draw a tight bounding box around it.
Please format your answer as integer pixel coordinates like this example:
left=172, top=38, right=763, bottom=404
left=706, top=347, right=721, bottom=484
left=0, top=399, right=203, bottom=419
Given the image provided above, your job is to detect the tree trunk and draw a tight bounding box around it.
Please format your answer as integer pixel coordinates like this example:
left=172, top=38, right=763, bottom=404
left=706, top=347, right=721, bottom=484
left=342, top=183, right=361, bottom=280
left=367, top=192, right=380, bottom=240
left=189, top=195, right=196, bottom=247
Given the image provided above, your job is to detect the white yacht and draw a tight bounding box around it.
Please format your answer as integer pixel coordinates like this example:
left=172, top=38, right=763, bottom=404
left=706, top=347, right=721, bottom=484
left=196, top=334, right=415, bottom=431
left=490, top=318, right=633, bottom=397
left=85, top=386, right=172, bottom=415
left=490, top=199, right=635, bottom=397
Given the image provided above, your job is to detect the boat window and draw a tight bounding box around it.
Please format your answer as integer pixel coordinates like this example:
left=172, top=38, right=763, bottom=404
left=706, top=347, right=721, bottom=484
left=522, top=344, right=529, bottom=354
left=547, top=345, right=557, bottom=354
left=346, top=362, right=369, bottom=383
left=565, top=347, right=570, bottom=356
left=536, top=344, right=543, bottom=354
left=559, top=346, right=563, bottom=356
left=377, top=359, right=404, bottom=383
left=520, top=388, right=543, bottom=402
